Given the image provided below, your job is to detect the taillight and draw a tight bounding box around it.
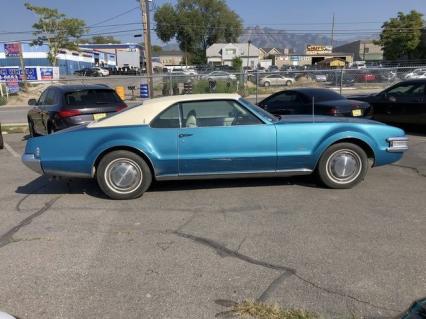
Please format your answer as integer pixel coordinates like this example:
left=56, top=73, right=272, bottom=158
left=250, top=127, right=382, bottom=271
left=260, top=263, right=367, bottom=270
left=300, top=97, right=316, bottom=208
left=58, top=109, right=81, bottom=118
left=326, top=107, right=338, bottom=116
left=116, top=104, right=127, bottom=112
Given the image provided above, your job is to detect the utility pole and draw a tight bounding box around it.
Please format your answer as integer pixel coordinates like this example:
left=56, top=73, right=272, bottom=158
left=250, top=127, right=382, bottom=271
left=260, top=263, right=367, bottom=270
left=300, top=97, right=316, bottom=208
left=139, top=0, right=153, bottom=98
left=18, top=42, right=28, bottom=91
left=247, top=40, right=251, bottom=68
left=330, top=13, right=335, bottom=48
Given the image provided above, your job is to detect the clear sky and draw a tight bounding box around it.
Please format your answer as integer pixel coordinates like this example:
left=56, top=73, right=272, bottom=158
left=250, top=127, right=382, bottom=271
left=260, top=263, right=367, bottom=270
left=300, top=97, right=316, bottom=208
left=0, top=0, right=425, bottom=44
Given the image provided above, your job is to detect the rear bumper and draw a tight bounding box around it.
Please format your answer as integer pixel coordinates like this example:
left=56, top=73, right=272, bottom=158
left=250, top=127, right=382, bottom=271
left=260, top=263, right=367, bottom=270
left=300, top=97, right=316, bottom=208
left=22, top=154, right=43, bottom=175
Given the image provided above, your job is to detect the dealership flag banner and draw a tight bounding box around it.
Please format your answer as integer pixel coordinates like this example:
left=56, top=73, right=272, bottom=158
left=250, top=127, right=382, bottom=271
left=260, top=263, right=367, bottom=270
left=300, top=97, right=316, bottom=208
left=4, top=43, right=21, bottom=57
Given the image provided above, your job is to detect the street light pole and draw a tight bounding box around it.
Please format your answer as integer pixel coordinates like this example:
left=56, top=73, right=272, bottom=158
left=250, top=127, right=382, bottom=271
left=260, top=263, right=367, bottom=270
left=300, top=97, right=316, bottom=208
left=139, top=0, right=154, bottom=98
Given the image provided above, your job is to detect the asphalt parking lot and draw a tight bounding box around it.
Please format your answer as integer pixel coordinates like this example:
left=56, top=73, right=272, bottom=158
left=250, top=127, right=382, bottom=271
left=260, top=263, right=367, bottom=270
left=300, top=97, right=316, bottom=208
left=0, top=132, right=425, bottom=319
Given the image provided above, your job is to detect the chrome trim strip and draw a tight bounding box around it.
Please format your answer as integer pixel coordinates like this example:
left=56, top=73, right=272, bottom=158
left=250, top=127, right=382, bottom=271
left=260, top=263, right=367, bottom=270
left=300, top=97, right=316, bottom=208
left=22, top=154, right=43, bottom=175
left=156, top=169, right=312, bottom=181
left=43, top=169, right=91, bottom=178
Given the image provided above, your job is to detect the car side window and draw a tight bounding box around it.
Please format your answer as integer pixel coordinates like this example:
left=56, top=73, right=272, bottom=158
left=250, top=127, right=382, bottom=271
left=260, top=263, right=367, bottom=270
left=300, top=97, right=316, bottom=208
left=263, top=92, right=304, bottom=113
left=45, top=89, right=56, bottom=105
left=37, top=89, right=48, bottom=105
left=386, top=83, right=419, bottom=97
left=181, top=100, right=262, bottom=128
left=150, top=104, right=180, bottom=128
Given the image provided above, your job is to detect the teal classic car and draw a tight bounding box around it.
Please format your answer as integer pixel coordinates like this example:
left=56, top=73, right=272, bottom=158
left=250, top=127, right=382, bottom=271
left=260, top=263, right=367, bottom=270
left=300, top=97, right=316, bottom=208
left=22, top=94, right=408, bottom=200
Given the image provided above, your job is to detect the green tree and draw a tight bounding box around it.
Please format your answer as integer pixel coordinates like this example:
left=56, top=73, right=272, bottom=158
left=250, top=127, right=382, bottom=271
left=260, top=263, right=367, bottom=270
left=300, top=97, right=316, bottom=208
left=80, top=36, right=121, bottom=44
left=25, top=3, right=87, bottom=66
left=232, top=56, right=242, bottom=71
left=376, top=10, right=424, bottom=60
left=154, top=0, right=243, bottom=64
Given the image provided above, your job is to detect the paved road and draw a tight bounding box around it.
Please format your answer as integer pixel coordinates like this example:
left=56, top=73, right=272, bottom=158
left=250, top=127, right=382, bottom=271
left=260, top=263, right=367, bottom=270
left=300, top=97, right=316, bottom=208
left=0, top=133, right=425, bottom=319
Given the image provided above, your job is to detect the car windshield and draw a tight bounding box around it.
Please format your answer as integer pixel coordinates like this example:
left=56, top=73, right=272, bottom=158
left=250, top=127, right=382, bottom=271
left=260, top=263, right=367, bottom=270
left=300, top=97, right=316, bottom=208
left=307, top=90, right=344, bottom=102
left=239, top=98, right=278, bottom=122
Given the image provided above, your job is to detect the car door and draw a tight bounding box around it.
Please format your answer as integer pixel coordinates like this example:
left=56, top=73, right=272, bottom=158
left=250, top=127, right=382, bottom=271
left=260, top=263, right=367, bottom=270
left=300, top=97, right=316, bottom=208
left=31, top=89, right=49, bottom=134
left=373, top=82, right=423, bottom=124
left=178, top=99, right=276, bottom=175
left=40, top=89, right=58, bottom=134
left=403, top=83, right=426, bottom=125
left=259, top=91, right=308, bottom=115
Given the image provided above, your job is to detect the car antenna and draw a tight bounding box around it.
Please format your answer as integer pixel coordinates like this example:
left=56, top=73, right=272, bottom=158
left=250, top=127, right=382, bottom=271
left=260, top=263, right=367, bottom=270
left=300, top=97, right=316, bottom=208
left=312, top=96, right=315, bottom=123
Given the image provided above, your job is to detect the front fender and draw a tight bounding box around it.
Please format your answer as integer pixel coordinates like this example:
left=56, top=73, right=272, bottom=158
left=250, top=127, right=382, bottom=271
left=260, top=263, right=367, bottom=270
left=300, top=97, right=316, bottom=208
left=311, top=129, right=378, bottom=168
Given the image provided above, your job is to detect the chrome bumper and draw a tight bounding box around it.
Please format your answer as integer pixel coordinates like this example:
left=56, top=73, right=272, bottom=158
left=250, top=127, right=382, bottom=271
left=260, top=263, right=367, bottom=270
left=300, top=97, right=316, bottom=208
left=387, top=137, right=409, bottom=152
left=22, top=154, right=43, bottom=175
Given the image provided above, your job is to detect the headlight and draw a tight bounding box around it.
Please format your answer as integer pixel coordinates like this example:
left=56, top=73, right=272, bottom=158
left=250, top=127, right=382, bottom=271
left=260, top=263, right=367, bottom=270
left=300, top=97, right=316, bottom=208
left=387, top=137, right=408, bottom=152
left=34, top=147, right=41, bottom=159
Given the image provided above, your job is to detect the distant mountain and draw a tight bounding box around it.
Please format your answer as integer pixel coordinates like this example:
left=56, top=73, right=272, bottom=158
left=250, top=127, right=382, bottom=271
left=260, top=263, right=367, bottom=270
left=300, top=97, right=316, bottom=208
left=239, top=26, right=352, bottom=53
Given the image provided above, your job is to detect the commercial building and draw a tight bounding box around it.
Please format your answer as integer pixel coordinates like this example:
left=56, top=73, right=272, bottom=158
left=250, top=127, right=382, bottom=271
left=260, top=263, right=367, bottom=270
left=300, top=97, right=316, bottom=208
left=333, top=40, right=383, bottom=62
left=206, top=43, right=260, bottom=68
left=156, top=50, right=185, bottom=66
left=0, top=42, right=116, bottom=76
left=79, top=43, right=144, bottom=69
left=273, top=45, right=353, bottom=68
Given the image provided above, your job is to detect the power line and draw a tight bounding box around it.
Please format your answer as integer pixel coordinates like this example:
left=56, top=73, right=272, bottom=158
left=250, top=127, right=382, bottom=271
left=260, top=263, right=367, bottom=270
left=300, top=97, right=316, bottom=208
left=88, top=6, right=139, bottom=27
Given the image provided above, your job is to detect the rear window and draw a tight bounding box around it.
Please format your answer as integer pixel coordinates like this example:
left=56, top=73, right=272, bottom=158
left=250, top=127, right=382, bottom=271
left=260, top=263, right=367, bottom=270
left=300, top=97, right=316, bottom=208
left=64, top=89, right=121, bottom=108
left=308, top=90, right=343, bottom=102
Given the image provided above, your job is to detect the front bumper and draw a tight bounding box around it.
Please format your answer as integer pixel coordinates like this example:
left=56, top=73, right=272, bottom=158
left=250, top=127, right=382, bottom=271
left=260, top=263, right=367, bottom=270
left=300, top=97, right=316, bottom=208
left=387, top=137, right=409, bottom=152
left=22, top=154, right=43, bottom=175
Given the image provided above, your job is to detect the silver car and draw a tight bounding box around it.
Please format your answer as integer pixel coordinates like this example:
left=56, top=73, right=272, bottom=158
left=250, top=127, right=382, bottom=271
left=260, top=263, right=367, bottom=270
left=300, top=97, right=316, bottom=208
left=260, top=74, right=295, bottom=87
left=202, top=71, right=237, bottom=81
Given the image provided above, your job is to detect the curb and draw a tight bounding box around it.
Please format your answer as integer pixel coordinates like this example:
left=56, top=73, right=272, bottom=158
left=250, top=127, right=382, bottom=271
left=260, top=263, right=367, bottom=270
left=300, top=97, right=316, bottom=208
left=1, top=123, right=28, bottom=134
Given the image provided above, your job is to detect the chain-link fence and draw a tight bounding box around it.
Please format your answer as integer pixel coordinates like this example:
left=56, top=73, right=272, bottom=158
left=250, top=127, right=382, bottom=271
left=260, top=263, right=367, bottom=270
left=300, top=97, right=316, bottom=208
left=6, top=65, right=426, bottom=104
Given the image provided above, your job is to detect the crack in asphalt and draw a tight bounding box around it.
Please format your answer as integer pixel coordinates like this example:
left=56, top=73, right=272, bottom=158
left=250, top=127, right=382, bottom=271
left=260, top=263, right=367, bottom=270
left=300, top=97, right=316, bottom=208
left=173, top=230, right=402, bottom=313
left=1, top=196, right=61, bottom=248
left=390, top=163, right=426, bottom=178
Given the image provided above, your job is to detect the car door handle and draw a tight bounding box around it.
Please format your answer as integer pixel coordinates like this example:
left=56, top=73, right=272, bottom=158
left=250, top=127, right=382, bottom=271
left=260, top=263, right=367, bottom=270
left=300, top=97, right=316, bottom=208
left=179, top=133, right=193, bottom=138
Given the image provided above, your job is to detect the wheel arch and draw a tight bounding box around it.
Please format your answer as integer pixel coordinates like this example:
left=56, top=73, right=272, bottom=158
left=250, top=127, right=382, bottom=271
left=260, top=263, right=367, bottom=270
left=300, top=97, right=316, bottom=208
left=92, top=146, right=156, bottom=179
left=313, top=134, right=377, bottom=170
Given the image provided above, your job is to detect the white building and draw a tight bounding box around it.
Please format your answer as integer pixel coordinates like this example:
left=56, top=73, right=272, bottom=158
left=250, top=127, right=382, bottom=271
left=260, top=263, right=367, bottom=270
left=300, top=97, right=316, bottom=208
left=206, top=43, right=260, bottom=68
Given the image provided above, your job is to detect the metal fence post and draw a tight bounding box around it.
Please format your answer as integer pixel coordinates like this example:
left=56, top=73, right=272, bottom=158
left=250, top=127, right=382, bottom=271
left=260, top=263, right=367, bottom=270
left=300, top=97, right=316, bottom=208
left=255, top=71, right=259, bottom=104
left=339, top=67, right=344, bottom=95
left=169, top=73, right=173, bottom=96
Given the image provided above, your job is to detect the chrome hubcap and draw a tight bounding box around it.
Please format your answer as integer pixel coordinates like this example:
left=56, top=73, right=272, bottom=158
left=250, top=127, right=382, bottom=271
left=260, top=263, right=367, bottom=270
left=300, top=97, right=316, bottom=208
left=326, top=149, right=361, bottom=184
left=105, top=158, right=143, bottom=194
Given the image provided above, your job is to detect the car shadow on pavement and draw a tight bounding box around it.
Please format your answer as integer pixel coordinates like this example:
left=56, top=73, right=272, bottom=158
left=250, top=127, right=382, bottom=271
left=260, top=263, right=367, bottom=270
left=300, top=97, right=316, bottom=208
left=15, top=176, right=109, bottom=199
left=15, top=175, right=320, bottom=198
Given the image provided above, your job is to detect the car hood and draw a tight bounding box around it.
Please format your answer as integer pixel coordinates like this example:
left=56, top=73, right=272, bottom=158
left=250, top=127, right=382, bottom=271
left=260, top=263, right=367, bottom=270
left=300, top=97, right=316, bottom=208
left=345, top=93, right=377, bottom=102
left=275, top=115, right=383, bottom=125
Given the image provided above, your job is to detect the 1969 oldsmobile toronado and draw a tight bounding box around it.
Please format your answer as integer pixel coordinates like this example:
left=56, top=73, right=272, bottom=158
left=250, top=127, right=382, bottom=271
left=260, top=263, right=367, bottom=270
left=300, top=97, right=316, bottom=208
left=22, top=94, right=408, bottom=199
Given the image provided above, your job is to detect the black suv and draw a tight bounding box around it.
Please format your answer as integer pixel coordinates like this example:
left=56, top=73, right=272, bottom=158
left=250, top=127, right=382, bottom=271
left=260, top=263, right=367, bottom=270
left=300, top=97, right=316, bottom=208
left=27, top=85, right=127, bottom=136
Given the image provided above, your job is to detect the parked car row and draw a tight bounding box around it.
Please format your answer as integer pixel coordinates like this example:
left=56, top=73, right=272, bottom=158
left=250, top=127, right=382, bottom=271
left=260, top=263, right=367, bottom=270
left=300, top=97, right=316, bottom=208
left=26, top=79, right=425, bottom=140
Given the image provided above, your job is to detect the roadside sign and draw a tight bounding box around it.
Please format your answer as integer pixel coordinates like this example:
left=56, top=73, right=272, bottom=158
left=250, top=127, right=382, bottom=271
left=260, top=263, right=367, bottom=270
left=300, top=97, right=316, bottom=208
left=5, top=79, right=19, bottom=94
left=4, top=43, right=21, bottom=57
left=40, top=67, right=53, bottom=80
left=140, top=83, right=149, bottom=98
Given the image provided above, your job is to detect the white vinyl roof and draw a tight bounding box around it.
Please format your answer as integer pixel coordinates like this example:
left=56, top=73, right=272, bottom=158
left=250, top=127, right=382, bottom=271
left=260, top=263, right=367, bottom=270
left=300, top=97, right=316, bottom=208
left=88, top=93, right=241, bottom=128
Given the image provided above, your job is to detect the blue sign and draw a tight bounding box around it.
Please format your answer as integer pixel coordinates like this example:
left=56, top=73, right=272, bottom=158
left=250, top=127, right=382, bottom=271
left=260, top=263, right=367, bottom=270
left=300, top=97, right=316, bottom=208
left=40, top=67, right=53, bottom=80
left=0, top=67, right=37, bottom=81
left=6, top=79, right=19, bottom=94
left=140, top=84, right=149, bottom=98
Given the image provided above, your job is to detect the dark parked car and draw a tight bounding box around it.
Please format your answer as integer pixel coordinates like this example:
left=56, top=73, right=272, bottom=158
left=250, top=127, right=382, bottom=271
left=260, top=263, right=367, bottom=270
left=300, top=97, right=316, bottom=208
left=27, top=85, right=127, bottom=136
left=348, top=79, right=426, bottom=126
left=74, top=68, right=97, bottom=77
left=258, top=88, right=372, bottom=118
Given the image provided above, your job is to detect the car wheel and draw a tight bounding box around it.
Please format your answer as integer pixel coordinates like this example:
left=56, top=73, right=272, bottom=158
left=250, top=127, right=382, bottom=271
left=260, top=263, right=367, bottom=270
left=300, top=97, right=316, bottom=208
left=317, top=143, right=368, bottom=189
left=264, top=81, right=270, bottom=87
left=286, top=80, right=292, bottom=86
left=96, top=150, right=152, bottom=200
